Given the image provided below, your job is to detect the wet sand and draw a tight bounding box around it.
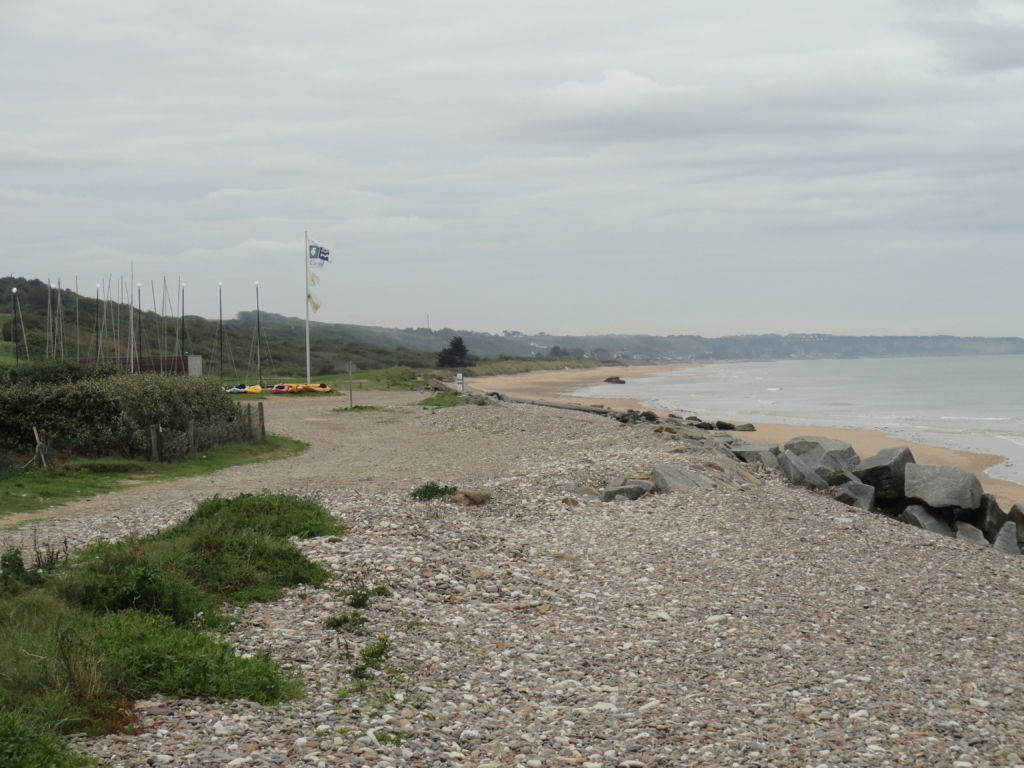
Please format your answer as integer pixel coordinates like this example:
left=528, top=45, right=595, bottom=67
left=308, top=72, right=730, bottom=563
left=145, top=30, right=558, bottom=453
left=470, top=364, right=1024, bottom=509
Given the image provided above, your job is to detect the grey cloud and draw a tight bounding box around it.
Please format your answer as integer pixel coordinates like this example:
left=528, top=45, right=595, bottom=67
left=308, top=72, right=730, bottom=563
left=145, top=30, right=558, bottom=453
left=923, top=19, right=1024, bottom=72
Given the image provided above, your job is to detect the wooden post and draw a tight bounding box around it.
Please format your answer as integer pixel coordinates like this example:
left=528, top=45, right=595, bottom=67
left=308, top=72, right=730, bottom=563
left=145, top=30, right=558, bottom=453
left=257, top=402, right=266, bottom=443
left=150, top=425, right=160, bottom=462
left=188, top=420, right=197, bottom=459
left=246, top=404, right=253, bottom=441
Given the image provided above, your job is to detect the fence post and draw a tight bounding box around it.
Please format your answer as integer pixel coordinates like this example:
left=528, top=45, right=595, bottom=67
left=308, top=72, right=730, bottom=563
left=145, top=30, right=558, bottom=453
left=188, top=420, right=197, bottom=459
left=246, top=404, right=253, bottom=441
left=258, top=402, right=266, bottom=443
left=150, top=425, right=161, bottom=462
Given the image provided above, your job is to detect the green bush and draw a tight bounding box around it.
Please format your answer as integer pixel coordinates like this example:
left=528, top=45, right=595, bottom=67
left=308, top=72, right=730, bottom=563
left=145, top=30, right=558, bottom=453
left=0, top=593, right=301, bottom=738
left=49, top=540, right=210, bottom=627
left=0, top=360, right=121, bottom=387
left=0, top=373, right=240, bottom=457
left=85, top=610, right=302, bottom=704
left=0, top=710, right=97, bottom=768
left=325, top=610, right=367, bottom=633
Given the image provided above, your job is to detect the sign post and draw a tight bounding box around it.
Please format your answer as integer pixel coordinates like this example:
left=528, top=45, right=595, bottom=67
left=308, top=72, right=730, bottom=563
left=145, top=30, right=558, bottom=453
left=346, top=361, right=357, bottom=409
left=456, top=372, right=464, bottom=393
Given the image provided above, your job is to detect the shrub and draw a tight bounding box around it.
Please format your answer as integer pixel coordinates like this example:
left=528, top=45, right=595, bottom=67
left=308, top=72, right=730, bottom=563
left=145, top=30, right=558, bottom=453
left=411, top=481, right=458, bottom=500
left=340, top=583, right=392, bottom=610
left=0, top=592, right=301, bottom=738
left=350, top=634, right=391, bottom=680
left=85, top=610, right=302, bottom=704
left=0, top=360, right=121, bottom=387
left=0, top=373, right=241, bottom=458
left=49, top=540, right=210, bottom=627
left=325, top=610, right=367, bottom=633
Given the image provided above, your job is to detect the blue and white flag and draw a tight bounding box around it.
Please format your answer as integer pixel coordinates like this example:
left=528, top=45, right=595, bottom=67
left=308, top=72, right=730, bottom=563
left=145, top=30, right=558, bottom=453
left=308, top=240, right=330, bottom=266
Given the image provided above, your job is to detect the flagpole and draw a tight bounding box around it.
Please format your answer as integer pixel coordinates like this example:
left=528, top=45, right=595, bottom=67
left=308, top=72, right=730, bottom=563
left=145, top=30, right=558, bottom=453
left=304, top=231, right=311, bottom=384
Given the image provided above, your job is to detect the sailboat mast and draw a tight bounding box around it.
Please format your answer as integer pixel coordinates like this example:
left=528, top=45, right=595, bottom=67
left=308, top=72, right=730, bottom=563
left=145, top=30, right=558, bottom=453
left=255, top=282, right=262, bottom=387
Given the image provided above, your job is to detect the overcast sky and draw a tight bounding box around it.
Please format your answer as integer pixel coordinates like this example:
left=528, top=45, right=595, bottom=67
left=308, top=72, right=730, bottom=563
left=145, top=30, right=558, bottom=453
left=2, top=1, right=1022, bottom=337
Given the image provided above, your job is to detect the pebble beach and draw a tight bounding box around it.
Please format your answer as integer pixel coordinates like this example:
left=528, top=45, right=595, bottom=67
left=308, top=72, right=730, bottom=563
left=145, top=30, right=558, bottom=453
left=5, top=387, right=1024, bottom=768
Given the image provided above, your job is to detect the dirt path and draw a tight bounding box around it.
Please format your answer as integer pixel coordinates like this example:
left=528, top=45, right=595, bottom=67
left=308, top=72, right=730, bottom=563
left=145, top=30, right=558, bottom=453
left=2, top=391, right=439, bottom=530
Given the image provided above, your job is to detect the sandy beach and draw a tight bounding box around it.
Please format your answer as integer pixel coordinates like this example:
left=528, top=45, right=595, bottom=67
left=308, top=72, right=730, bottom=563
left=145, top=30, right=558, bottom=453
left=470, top=363, right=1024, bottom=509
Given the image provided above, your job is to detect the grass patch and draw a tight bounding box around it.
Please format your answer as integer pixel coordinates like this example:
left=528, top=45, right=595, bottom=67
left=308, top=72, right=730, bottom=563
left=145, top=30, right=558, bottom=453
left=0, top=491, right=333, bottom=756
left=47, top=492, right=342, bottom=624
left=410, top=481, right=458, bottom=501
left=176, top=492, right=345, bottom=539
left=416, top=390, right=474, bottom=408
left=0, top=710, right=98, bottom=767
left=0, top=435, right=307, bottom=519
left=273, top=366, right=427, bottom=392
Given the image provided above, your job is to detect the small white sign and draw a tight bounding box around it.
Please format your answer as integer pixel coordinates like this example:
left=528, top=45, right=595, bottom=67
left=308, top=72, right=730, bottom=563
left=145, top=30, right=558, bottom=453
left=456, top=373, right=464, bottom=392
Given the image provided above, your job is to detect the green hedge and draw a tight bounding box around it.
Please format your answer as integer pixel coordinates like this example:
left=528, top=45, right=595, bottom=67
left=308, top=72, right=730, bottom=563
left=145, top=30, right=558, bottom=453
left=0, top=361, right=122, bottom=387
left=0, top=374, right=239, bottom=458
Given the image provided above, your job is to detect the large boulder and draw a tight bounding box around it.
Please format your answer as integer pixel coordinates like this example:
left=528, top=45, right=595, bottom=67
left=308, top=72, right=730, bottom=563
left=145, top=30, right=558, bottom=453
left=1007, top=503, right=1024, bottom=544
left=955, top=522, right=988, bottom=546
left=899, top=505, right=954, bottom=538
left=905, top=464, right=983, bottom=510
left=825, top=470, right=860, bottom=487
left=650, top=463, right=717, bottom=492
left=853, top=447, right=915, bottom=500
left=601, top=482, right=652, bottom=502
left=966, top=494, right=1008, bottom=543
left=834, top=481, right=875, bottom=511
left=777, top=450, right=828, bottom=490
left=784, top=436, right=860, bottom=478
left=702, top=436, right=739, bottom=461
left=991, top=521, right=1020, bottom=555
left=730, top=444, right=781, bottom=472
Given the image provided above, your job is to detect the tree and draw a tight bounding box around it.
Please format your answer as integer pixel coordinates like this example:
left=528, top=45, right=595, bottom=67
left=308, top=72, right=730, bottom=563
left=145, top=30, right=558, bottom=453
left=437, top=335, right=469, bottom=368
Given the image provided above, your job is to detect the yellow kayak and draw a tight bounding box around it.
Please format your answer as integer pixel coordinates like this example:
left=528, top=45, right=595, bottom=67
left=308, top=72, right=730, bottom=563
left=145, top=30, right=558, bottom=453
left=244, top=385, right=263, bottom=394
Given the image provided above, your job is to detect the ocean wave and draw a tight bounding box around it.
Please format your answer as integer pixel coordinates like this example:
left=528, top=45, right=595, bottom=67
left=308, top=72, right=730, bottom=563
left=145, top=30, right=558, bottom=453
left=766, top=388, right=781, bottom=391
left=940, top=415, right=1019, bottom=422
left=995, top=434, right=1024, bottom=447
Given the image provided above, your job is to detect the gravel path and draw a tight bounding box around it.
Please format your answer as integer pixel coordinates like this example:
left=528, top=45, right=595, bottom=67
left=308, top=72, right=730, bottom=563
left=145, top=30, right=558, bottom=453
left=6, top=396, right=1024, bottom=768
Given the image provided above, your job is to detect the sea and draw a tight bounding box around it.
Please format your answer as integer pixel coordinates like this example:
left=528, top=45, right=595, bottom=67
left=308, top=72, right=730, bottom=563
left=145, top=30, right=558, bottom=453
left=571, top=355, right=1024, bottom=486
